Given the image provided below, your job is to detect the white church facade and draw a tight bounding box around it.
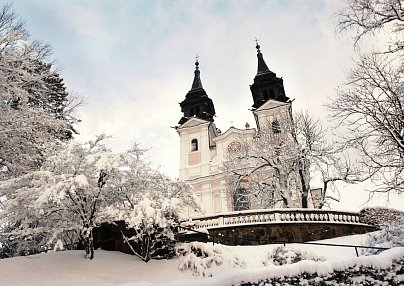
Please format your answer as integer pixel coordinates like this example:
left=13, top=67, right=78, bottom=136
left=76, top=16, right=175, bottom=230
left=175, top=44, right=320, bottom=216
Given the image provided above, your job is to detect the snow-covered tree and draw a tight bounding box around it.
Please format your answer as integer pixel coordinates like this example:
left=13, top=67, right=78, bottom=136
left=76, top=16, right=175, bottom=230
left=332, top=0, right=403, bottom=194
left=104, top=146, right=199, bottom=261
left=0, top=138, right=198, bottom=260
left=224, top=109, right=362, bottom=209
left=0, top=135, right=117, bottom=259
left=0, top=3, right=79, bottom=179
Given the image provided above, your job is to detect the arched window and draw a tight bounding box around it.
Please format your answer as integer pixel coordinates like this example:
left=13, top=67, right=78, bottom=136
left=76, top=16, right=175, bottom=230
left=191, top=139, right=198, bottom=151
left=233, top=188, right=249, bottom=211
left=272, top=120, right=281, bottom=134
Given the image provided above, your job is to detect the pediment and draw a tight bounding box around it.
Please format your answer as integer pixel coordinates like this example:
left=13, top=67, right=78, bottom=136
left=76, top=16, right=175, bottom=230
left=255, top=99, right=288, bottom=112
left=177, top=117, right=210, bottom=129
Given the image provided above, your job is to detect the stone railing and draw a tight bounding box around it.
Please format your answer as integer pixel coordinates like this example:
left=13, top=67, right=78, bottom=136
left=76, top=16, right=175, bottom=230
left=182, top=209, right=365, bottom=230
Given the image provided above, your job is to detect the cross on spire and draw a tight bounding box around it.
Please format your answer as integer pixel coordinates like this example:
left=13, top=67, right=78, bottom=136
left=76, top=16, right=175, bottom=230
left=254, top=37, right=260, bottom=45
left=195, top=54, right=200, bottom=62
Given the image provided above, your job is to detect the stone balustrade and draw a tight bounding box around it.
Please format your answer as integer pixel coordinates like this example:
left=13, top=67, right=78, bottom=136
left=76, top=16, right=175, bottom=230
left=182, top=209, right=364, bottom=230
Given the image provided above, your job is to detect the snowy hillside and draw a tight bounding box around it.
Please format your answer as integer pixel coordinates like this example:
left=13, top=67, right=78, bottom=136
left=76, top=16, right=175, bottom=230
left=0, top=233, right=403, bottom=286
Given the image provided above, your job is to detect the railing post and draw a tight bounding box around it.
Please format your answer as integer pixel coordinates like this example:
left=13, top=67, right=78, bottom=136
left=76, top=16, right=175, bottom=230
left=219, top=215, right=224, bottom=227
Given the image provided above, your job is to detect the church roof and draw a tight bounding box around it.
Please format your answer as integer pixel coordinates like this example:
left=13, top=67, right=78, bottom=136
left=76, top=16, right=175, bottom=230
left=191, top=60, right=203, bottom=90
left=250, top=42, right=289, bottom=108
left=256, top=43, right=274, bottom=76
left=178, top=59, right=216, bottom=124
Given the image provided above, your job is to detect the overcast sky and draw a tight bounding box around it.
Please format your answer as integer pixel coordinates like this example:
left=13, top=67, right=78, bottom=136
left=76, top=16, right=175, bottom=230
left=11, top=0, right=403, bottom=211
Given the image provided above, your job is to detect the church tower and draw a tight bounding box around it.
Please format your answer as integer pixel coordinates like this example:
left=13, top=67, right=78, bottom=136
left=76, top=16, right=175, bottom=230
left=176, top=60, right=222, bottom=214
left=178, top=60, right=216, bottom=125
left=249, top=43, right=293, bottom=135
left=250, top=43, right=289, bottom=109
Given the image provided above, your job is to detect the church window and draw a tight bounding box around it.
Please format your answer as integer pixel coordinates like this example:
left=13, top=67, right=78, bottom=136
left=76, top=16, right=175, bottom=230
left=233, top=188, right=249, bottom=211
left=272, top=120, right=281, bottom=134
left=191, top=139, right=198, bottom=151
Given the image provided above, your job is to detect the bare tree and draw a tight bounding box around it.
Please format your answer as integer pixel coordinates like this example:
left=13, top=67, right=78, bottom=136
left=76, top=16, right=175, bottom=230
left=224, top=109, right=364, bottom=209
left=329, top=54, right=403, bottom=193
left=337, top=0, right=404, bottom=53
left=334, top=0, right=403, bottom=194
left=224, top=107, right=302, bottom=209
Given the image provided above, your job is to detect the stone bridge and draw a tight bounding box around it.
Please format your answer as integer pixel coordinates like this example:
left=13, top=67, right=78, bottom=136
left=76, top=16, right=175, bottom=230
left=180, top=209, right=377, bottom=245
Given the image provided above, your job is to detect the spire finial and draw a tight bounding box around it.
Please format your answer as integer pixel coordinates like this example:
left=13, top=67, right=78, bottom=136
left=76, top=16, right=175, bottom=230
left=194, top=54, right=200, bottom=72
left=254, top=37, right=261, bottom=53
left=191, top=54, right=203, bottom=90
left=254, top=38, right=270, bottom=75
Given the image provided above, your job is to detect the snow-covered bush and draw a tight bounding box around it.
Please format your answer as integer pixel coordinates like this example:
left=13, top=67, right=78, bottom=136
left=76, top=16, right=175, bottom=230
left=262, top=246, right=324, bottom=266
left=176, top=242, right=224, bottom=277
left=359, top=207, right=403, bottom=227
left=362, top=217, right=404, bottom=255
left=176, top=242, right=247, bottom=277
left=118, top=197, right=181, bottom=261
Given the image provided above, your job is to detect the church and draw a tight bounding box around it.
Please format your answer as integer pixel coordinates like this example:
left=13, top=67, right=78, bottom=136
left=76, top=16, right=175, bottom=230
left=175, top=44, right=319, bottom=216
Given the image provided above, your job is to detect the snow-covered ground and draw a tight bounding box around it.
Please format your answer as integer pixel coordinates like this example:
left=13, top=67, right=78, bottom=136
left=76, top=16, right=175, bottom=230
left=0, top=232, right=402, bottom=286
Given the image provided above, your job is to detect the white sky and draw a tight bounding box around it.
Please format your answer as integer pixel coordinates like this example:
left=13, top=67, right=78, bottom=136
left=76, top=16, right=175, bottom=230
left=12, top=0, right=403, bottom=211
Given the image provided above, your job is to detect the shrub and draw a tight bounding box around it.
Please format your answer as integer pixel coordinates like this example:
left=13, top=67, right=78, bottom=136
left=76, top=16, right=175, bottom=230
left=262, top=246, right=324, bottom=266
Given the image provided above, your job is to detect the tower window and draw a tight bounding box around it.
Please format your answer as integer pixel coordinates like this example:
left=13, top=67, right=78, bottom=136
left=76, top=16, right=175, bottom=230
left=191, top=139, right=198, bottom=151
left=272, top=120, right=281, bottom=134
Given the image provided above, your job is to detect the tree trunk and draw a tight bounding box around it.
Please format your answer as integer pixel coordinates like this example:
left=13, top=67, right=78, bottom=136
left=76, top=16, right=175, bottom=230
left=141, top=235, right=151, bottom=262
left=298, top=169, right=308, bottom=208
left=84, top=228, right=94, bottom=259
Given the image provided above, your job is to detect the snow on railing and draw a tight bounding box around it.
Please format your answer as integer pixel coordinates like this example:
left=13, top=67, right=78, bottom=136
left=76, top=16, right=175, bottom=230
left=184, top=209, right=364, bottom=230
